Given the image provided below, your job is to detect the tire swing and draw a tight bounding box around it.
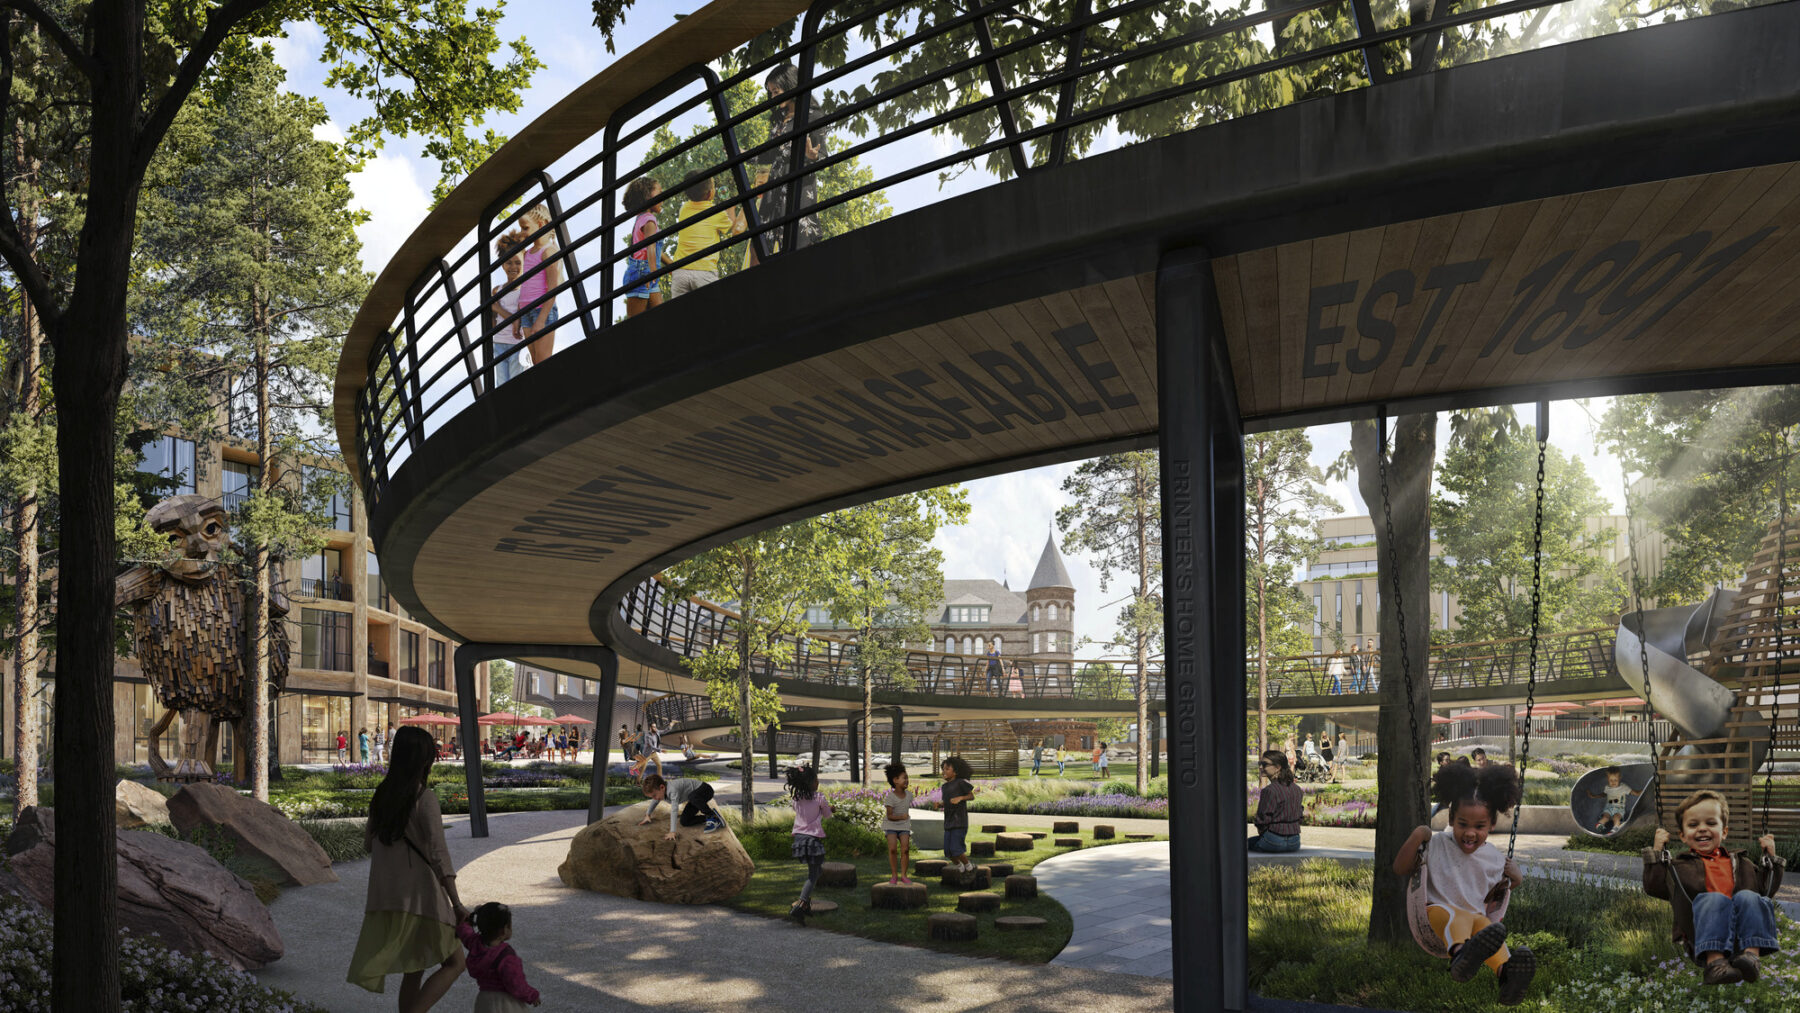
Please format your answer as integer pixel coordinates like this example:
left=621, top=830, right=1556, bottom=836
left=1388, top=406, right=1548, bottom=958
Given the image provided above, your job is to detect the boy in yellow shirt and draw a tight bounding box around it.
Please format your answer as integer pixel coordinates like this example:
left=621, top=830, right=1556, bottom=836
left=670, top=174, right=745, bottom=297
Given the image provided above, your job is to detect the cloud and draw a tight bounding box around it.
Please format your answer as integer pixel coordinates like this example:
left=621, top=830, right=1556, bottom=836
left=344, top=149, right=432, bottom=280
left=267, top=23, right=323, bottom=76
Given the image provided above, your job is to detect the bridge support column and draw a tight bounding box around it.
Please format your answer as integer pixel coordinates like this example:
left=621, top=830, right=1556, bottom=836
left=453, top=643, right=618, bottom=838
left=847, top=716, right=861, bottom=783
left=1157, top=247, right=1246, bottom=1012
left=811, top=726, right=822, bottom=772
left=890, top=707, right=904, bottom=769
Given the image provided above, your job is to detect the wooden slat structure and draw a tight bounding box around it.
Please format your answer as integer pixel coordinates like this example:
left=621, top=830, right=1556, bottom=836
left=934, top=720, right=1021, bottom=778
left=1658, top=518, right=1800, bottom=837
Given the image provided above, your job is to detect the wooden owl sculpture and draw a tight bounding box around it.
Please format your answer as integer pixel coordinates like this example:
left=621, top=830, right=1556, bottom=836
left=115, top=494, right=290, bottom=781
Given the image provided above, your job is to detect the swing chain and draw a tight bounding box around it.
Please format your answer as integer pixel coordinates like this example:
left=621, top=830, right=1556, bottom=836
left=1509, top=422, right=1547, bottom=862
left=1625, top=475, right=1661, bottom=827
left=1761, top=425, right=1789, bottom=839
left=1378, top=413, right=1425, bottom=822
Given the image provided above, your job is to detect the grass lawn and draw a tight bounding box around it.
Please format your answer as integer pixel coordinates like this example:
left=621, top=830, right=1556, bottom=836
left=1251, top=859, right=1800, bottom=1011
left=723, top=825, right=1166, bottom=962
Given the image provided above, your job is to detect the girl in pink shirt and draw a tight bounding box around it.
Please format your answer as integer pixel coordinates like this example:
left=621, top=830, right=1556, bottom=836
left=457, top=902, right=541, bottom=1010
left=787, top=764, right=833, bottom=921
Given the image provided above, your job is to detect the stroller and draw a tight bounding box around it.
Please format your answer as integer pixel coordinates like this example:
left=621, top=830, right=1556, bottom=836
left=1295, top=752, right=1333, bottom=783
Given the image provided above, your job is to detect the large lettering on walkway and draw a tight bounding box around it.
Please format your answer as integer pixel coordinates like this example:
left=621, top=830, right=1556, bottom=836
left=492, top=320, right=1147, bottom=561
left=1216, top=165, right=1800, bottom=419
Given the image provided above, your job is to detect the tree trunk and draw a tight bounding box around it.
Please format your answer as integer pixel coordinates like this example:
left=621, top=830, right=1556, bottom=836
left=250, top=313, right=272, bottom=801
left=862, top=663, right=873, bottom=785
left=1353, top=414, right=1436, bottom=947
left=11, top=206, right=43, bottom=817
left=1257, top=582, right=1270, bottom=760
left=738, top=557, right=755, bottom=821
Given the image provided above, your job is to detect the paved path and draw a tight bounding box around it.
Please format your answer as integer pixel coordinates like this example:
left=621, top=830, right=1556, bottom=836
left=253, top=808, right=1172, bottom=1012
left=1033, top=842, right=1173, bottom=979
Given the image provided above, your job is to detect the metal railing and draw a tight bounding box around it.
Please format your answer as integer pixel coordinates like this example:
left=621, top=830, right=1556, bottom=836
left=616, top=574, right=1630, bottom=711
left=351, top=0, right=1751, bottom=496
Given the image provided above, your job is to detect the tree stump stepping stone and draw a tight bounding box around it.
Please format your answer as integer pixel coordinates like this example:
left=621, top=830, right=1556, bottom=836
left=794, top=899, right=838, bottom=915
left=1124, top=833, right=1155, bottom=841
left=981, top=824, right=1007, bottom=833
left=941, top=866, right=991, bottom=890
left=871, top=881, right=929, bottom=910
left=997, top=915, right=1048, bottom=931
left=994, top=832, right=1034, bottom=851
left=1005, top=874, right=1038, bottom=899
left=1026, top=832, right=1047, bottom=839
left=1054, top=837, right=1082, bottom=848
left=971, top=840, right=995, bottom=857
left=1052, top=821, right=1079, bottom=834
left=915, top=859, right=948, bottom=876
left=984, top=862, right=1014, bottom=878
left=929, top=911, right=978, bottom=941
left=957, top=891, right=1001, bottom=913
left=1093, top=825, right=1116, bottom=840
left=818, top=861, right=857, bottom=888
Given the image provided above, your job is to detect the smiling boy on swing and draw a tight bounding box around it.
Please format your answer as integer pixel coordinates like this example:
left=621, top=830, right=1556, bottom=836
left=1643, top=789, right=1784, bottom=985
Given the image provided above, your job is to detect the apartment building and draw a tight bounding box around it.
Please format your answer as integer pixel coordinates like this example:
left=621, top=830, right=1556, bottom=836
left=1, top=427, right=489, bottom=768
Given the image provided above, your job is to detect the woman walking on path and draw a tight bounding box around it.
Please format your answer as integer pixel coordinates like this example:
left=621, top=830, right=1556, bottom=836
left=348, top=726, right=469, bottom=1011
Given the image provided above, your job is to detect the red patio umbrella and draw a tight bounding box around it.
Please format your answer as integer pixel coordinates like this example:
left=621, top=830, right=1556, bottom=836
left=398, top=713, right=460, bottom=726
left=1431, top=714, right=1455, bottom=724
left=1594, top=697, right=1646, bottom=707
left=1453, top=709, right=1504, bottom=721
left=517, top=714, right=559, bottom=726
left=478, top=711, right=528, bottom=725
left=551, top=714, right=595, bottom=725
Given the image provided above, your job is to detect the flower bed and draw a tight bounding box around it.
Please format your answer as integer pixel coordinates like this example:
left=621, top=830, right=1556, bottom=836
left=0, top=897, right=326, bottom=1012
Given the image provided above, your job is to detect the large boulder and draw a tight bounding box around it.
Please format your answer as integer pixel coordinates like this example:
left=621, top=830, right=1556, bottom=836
left=559, top=804, right=753, bottom=904
left=2, top=808, right=283, bottom=969
left=4, top=804, right=55, bottom=856
left=167, top=781, right=336, bottom=886
left=116, top=779, right=172, bottom=830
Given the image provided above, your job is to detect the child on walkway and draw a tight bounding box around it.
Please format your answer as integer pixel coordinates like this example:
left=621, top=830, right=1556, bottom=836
left=787, top=765, right=833, bottom=920
left=620, top=177, right=663, bottom=317
left=337, top=730, right=349, bottom=765
left=1587, top=766, right=1642, bottom=833
left=881, top=761, right=913, bottom=884
left=1392, top=761, right=1534, bottom=1006
left=1644, top=789, right=1784, bottom=985
left=457, top=902, right=541, bottom=1010
left=638, top=773, right=724, bottom=838
left=1056, top=747, right=1067, bottom=777
left=1093, top=742, right=1110, bottom=779
left=670, top=174, right=745, bottom=297
left=941, top=756, right=977, bottom=872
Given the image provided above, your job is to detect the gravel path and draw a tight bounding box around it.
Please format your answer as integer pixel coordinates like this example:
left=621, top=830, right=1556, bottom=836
left=252, top=808, right=1172, bottom=1012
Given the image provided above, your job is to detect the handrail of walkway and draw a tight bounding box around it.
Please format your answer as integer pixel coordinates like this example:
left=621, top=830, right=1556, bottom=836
left=614, top=572, right=1620, bottom=704
left=340, top=0, right=1762, bottom=498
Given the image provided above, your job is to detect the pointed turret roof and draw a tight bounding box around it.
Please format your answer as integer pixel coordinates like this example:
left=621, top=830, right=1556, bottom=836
left=1028, top=532, right=1074, bottom=590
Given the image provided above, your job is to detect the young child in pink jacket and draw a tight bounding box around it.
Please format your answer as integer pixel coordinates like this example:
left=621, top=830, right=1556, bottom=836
left=457, top=902, right=541, bottom=1011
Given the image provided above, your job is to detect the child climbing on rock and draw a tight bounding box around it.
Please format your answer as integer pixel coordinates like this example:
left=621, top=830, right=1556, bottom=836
left=638, top=773, right=723, bottom=839
left=457, top=902, right=541, bottom=1010
left=787, top=765, right=833, bottom=920
left=1587, top=766, right=1642, bottom=833
left=882, top=761, right=913, bottom=884
left=1392, top=761, right=1534, bottom=1006
left=1644, top=789, right=1784, bottom=985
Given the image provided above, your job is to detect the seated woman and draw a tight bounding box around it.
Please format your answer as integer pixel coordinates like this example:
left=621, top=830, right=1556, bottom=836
left=1249, top=750, right=1303, bottom=853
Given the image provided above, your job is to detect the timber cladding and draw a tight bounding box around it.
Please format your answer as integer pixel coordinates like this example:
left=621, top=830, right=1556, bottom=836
left=1218, top=162, right=1800, bottom=422
left=409, top=276, right=1159, bottom=647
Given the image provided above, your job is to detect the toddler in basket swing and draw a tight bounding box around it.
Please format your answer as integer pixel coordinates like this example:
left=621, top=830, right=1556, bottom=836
left=1392, top=762, right=1535, bottom=1006
left=1586, top=765, right=1643, bottom=833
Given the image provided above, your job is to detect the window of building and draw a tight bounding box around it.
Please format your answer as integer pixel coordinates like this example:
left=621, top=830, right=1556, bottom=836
left=993, top=636, right=1002, bottom=652
left=367, top=551, right=387, bottom=610
left=401, top=631, right=420, bottom=684
left=139, top=435, right=196, bottom=495
left=301, top=547, right=346, bottom=601
left=947, top=606, right=990, bottom=624
left=300, top=694, right=351, bottom=763
left=131, top=683, right=181, bottom=767
left=1313, top=593, right=1323, bottom=636
left=429, top=639, right=446, bottom=690
left=1048, top=603, right=1058, bottom=621
left=974, top=636, right=985, bottom=654
left=1033, top=632, right=1041, bottom=652
left=1335, top=591, right=1343, bottom=634
left=222, top=459, right=257, bottom=512
left=304, top=465, right=353, bottom=530
left=298, top=608, right=352, bottom=671
left=943, top=635, right=954, bottom=653
left=1031, top=603, right=1040, bottom=622
left=1355, top=583, right=1364, bottom=634
left=962, top=636, right=973, bottom=653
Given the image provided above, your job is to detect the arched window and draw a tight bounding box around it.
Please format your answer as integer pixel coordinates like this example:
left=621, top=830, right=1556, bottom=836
left=963, top=636, right=974, bottom=654
left=974, top=636, right=985, bottom=654
left=944, top=635, right=955, bottom=653
left=1031, top=603, right=1040, bottom=622
left=1033, top=633, right=1042, bottom=652
left=993, top=636, right=1003, bottom=652
left=1048, top=602, right=1058, bottom=621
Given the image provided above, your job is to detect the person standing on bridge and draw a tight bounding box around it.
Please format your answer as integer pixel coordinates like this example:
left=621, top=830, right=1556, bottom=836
left=984, top=645, right=1004, bottom=695
left=751, top=63, right=828, bottom=262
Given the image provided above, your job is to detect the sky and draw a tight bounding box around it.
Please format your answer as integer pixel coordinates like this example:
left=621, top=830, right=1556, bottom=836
left=273, top=2, right=1638, bottom=657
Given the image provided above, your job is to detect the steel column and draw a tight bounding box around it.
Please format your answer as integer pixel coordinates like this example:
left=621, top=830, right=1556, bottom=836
left=586, top=647, right=620, bottom=826
left=768, top=726, right=780, bottom=779
left=1157, top=247, right=1247, bottom=1012
left=811, top=726, right=823, bottom=772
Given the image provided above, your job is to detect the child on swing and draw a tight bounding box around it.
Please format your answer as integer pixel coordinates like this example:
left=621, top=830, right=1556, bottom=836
left=1586, top=765, right=1642, bottom=833
left=1643, top=789, right=1784, bottom=985
left=1393, top=761, right=1535, bottom=1006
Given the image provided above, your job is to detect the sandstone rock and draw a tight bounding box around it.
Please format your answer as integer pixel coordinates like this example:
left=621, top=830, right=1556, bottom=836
left=995, top=832, right=1034, bottom=851
left=558, top=805, right=754, bottom=904
left=116, top=780, right=171, bottom=830
left=929, top=911, right=977, bottom=941
left=5, top=804, right=55, bottom=856
left=168, top=781, right=336, bottom=886
left=957, top=891, right=1000, bottom=913
left=2, top=812, right=282, bottom=970
left=1005, top=874, right=1038, bottom=899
